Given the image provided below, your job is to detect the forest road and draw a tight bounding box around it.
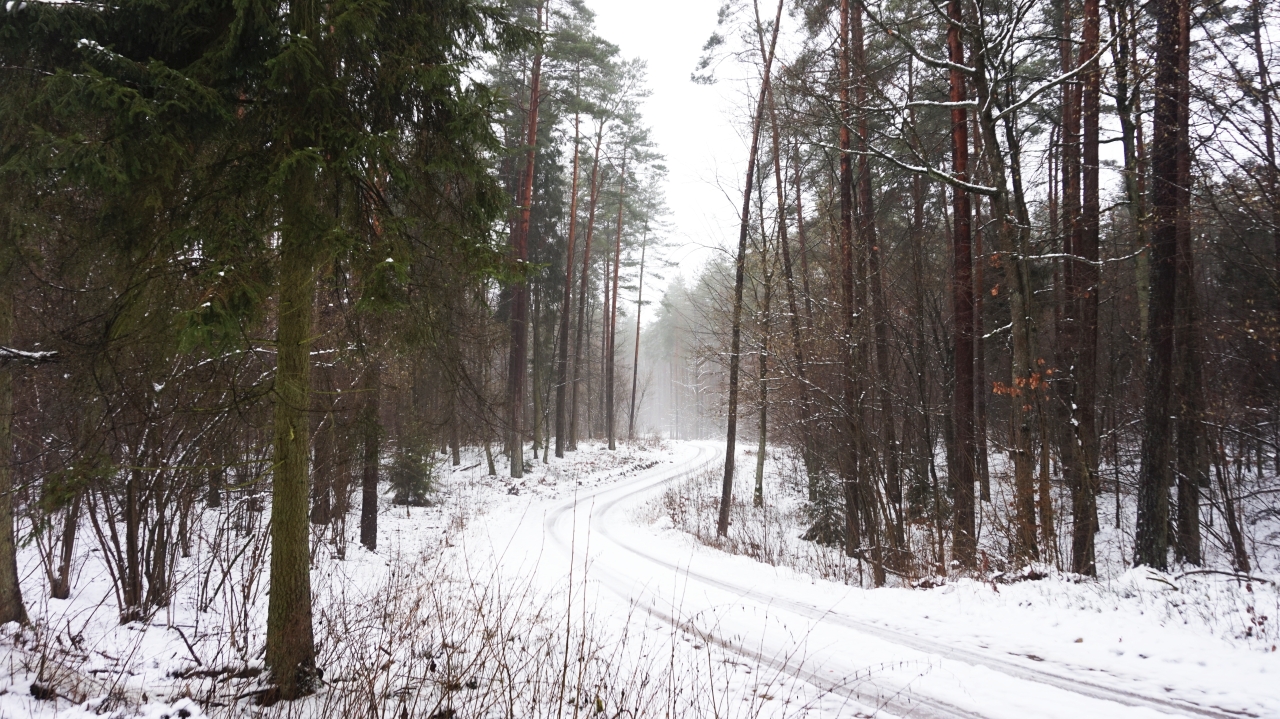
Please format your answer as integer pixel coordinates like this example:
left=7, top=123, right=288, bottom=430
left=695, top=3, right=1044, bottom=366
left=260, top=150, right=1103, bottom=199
left=542, top=440, right=1254, bottom=719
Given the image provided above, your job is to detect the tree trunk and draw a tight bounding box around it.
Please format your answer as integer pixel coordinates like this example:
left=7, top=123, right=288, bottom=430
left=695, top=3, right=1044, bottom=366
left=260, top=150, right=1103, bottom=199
left=507, top=4, right=544, bottom=479
left=606, top=155, right=628, bottom=451
left=971, top=38, right=1040, bottom=565
left=1173, top=0, right=1204, bottom=566
left=50, top=493, right=80, bottom=600
left=360, top=360, right=380, bottom=551
left=1054, top=0, right=1089, bottom=574
left=851, top=0, right=887, bottom=585
left=570, top=130, right=605, bottom=451
left=754, top=211, right=772, bottom=510
left=837, top=0, right=862, bottom=559
left=974, top=194, right=990, bottom=502
left=1135, top=0, right=1186, bottom=571
left=628, top=231, right=647, bottom=439
left=907, top=58, right=936, bottom=529
left=266, top=168, right=319, bottom=698
left=947, top=0, right=977, bottom=568
left=718, top=0, right=784, bottom=538
left=531, top=283, right=544, bottom=459
left=1214, top=437, right=1251, bottom=573
left=556, top=105, right=584, bottom=457
left=0, top=261, right=28, bottom=625
left=1108, top=0, right=1151, bottom=346
left=449, top=387, right=461, bottom=467
left=1072, top=0, right=1102, bottom=576
left=1253, top=0, right=1280, bottom=319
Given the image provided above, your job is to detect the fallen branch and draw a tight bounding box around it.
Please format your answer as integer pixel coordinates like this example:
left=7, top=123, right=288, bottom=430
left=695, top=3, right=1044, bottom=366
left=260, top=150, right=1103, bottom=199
left=0, top=346, right=58, bottom=366
left=1174, top=569, right=1275, bottom=585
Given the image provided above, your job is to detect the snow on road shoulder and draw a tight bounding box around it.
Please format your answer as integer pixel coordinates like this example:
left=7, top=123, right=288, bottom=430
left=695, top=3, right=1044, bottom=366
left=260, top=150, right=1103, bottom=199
left=0, top=439, right=699, bottom=719
left=631, top=445, right=1280, bottom=717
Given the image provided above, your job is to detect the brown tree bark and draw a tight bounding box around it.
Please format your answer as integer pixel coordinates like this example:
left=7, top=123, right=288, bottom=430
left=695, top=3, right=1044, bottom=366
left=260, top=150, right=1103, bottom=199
left=852, top=0, right=888, bottom=584
left=555, top=104, right=584, bottom=457
left=359, top=359, right=380, bottom=552
left=836, top=0, right=862, bottom=558
left=266, top=168, right=319, bottom=697
left=0, top=258, right=28, bottom=625
left=1071, top=0, right=1102, bottom=576
left=507, top=3, right=544, bottom=479
left=1135, top=0, right=1187, bottom=571
left=718, top=0, right=784, bottom=538
left=947, top=0, right=977, bottom=568
left=1173, top=0, right=1205, bottom=566
left=49, top=493, right=80, bottom=600
left=570, top=129, right=606, bottom=451
left=1054, top=0, right=1090, bottom=574
left=606, top=154, right=628, bottom=451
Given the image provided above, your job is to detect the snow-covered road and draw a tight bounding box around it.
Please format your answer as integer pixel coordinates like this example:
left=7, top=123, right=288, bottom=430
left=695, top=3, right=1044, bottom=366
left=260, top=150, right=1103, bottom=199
left=477, top=441, right=1274, bottom=719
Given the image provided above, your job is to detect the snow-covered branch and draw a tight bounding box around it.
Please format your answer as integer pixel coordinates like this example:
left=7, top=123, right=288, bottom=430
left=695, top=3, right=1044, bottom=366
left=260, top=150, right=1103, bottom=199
left=0, top=346, right=59, bottom=366
left=992, top=36, right=1117, bottom=123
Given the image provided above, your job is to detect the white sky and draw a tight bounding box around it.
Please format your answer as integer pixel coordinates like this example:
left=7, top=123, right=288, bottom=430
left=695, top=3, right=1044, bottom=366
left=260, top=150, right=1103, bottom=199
left=588, top=0, right=753, bottom=298
left=585, top=0, right=1138, bottom=318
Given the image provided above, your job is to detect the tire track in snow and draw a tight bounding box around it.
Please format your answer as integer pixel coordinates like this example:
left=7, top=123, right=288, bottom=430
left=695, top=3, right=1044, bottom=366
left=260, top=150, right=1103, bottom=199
left=544, top=441, right=1251, bottom=719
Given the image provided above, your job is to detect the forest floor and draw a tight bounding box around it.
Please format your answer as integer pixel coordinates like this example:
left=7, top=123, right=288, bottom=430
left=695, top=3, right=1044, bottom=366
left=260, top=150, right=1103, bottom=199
left=0, top=439, right=1277, bottom=718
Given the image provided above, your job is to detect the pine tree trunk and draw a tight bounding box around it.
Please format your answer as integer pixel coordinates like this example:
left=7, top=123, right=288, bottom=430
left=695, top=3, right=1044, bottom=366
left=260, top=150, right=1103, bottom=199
left=851, top=0, right=887, bottom=584
left=1072, top=0, right=1102, bottom=575
left=1173, top=0, right=1204, bottom=566
left=628, top=233, right=647, bottom=440
left=570, top=131, right=605, bottom=451
left=1055, top=0, right=1091, bottom=575
left=555, top=106, right=583, bottom=457
left=606, top=156, right=627, bottom=451
left=947, top=0, right=977, bottom=568
left=1109, top=0, right=1153, bottom=397
left=508, top=5, right=544, bottom=479
left=1135, top=0, right=1186, bottom=571
left=906, top=59, right=936, bottom=526
left=837, top=0, right=862, bottom=558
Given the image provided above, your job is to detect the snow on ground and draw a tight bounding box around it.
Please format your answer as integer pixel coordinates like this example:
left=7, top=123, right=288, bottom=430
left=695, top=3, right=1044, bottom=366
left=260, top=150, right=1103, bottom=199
left=0, top=440, right=666, bottom=717
left=0, top=440, right=843, bottom=719
left=645, top=444, right=1280, bottom=717
left=2, top=438, right=1278, bottom=718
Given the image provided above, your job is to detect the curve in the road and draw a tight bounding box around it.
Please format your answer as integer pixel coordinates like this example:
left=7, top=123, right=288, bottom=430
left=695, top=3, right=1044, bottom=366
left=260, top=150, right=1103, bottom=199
left=545, top=442, right=1251, bottom=719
